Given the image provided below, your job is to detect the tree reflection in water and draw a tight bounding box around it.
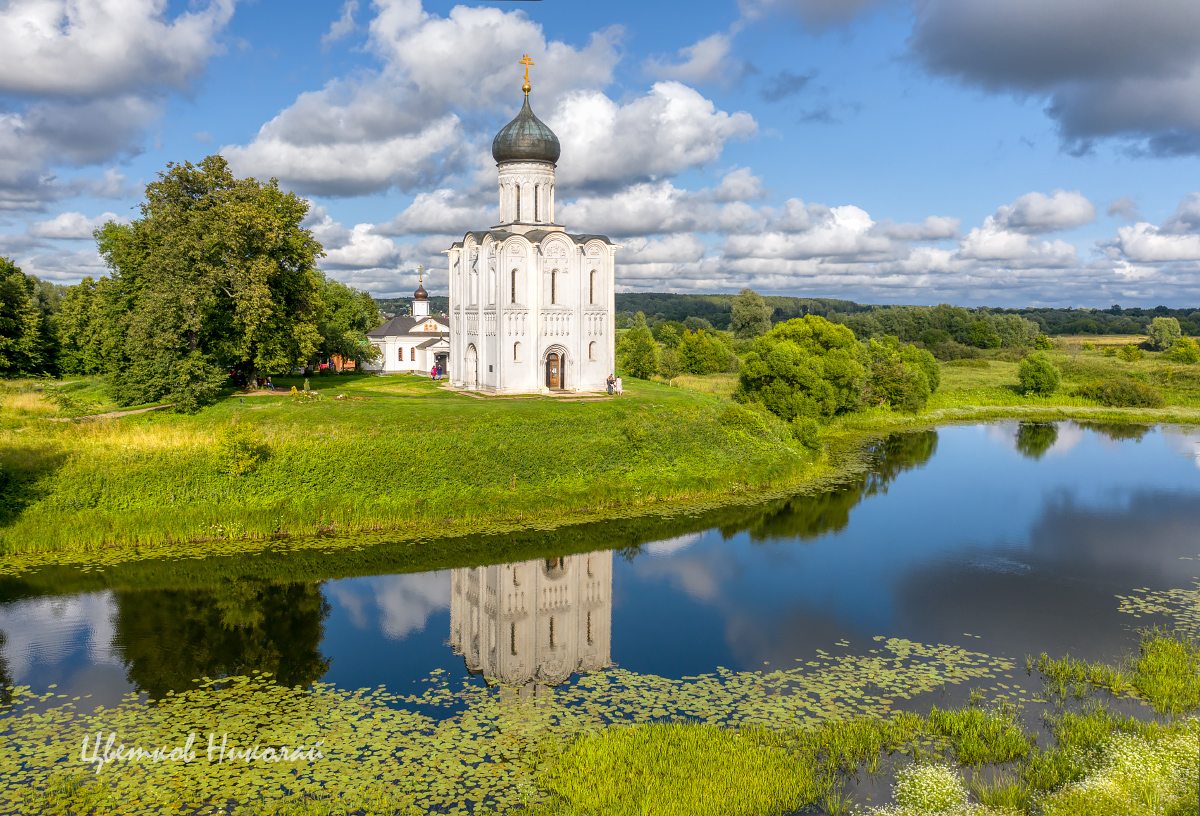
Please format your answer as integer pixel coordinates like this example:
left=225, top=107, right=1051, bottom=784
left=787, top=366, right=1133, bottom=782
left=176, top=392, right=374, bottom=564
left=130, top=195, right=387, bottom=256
left=1015, top=423, right=1059, bottom=460
left=731, top=431, right=939, bottom=543
left=112, top=581, right=331, bottom=698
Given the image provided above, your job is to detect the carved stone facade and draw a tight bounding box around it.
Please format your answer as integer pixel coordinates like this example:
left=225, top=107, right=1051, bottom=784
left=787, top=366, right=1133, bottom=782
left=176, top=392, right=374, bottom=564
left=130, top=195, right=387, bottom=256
left=448, top=552, right=613, bottom=693
left=446, top=89, right=618, bottom=394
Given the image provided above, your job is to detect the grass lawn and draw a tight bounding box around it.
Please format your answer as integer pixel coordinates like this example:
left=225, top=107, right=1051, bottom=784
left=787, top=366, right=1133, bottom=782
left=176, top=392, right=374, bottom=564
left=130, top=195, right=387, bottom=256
left=0, top=373, right=816, bottom=558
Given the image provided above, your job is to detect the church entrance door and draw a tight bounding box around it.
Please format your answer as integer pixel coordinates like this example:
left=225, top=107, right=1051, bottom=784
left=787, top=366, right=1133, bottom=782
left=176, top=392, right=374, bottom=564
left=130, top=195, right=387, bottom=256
left=546, top=353, right=561, bottom=390
left=465, top=344, right=478, bottom=388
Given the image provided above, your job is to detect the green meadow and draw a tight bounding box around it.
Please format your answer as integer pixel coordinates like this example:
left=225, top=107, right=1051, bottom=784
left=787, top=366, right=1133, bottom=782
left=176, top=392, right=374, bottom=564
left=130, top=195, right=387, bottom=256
left=0, top=373, right=820, bottom=558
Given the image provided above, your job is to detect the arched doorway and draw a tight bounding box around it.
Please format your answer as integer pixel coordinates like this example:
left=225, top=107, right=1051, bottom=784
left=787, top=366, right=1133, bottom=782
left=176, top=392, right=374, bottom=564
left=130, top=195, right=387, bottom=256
left=465, top=344, right=478, bottom=388
left=545, top=352, right=563, bottom=390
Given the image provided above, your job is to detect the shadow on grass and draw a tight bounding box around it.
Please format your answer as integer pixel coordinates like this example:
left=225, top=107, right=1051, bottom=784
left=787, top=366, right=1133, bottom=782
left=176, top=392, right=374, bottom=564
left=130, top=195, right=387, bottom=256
left=0, top=446, right=70, bottom=529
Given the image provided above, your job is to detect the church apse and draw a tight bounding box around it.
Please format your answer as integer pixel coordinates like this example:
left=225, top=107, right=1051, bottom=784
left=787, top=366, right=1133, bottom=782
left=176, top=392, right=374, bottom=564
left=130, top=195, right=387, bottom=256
left=448, top=551, right=612, bottom=694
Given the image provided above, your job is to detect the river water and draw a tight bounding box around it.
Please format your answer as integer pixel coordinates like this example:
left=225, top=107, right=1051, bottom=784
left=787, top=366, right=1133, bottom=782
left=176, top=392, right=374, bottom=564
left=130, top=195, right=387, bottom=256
left=2, top=422, right=1199, bottom=709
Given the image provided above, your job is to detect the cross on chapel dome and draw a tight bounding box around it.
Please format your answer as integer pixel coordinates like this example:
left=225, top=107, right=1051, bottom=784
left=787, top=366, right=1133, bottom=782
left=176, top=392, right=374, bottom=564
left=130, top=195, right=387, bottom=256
left=491, top=55, right=560, bottom=165
left=413, top=265, right=428, bottom=301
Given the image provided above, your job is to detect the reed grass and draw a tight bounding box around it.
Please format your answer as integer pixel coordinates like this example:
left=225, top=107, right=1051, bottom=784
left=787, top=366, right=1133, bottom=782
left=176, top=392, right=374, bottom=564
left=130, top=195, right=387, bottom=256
left=927, top=700, right=1033, bottom=765
left=1130, top=626, right=1200, bottom=715
left=533, top=722, right=822, bottom=816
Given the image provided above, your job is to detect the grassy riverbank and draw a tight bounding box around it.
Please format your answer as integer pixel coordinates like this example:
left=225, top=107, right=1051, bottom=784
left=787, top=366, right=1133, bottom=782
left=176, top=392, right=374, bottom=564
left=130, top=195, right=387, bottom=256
left=3, top=339, right=1199, bottom=563
left=0, top=374, right=819, bottom=558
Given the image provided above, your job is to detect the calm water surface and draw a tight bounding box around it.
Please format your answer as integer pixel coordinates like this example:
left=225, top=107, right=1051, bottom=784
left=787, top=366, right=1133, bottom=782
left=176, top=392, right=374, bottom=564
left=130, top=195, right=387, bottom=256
left=3, top=422, right=1199, bottom=707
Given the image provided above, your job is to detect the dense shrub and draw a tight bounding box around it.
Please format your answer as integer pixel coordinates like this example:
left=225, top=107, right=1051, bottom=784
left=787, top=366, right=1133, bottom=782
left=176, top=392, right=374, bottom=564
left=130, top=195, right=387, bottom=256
left=677, top=329, right=735, bottom=374
left=718, top=402, right=768, bottom=434
left=1117, top=344, right=1143, bottom=362
left=618, top=312, right=659, bottom=380
left=1102, top=346, right=1118, bottom=357
left=735, top=316, right=864, bottom=421
left=1035, top=334, right=1054, bottom=350
left=863, top=337, right=931, bottom=412
left=1018, top=353, right=1061, bottom=395
left=215, top=423, right=269, bottom=476
left=926, top=339, right=980, bottom=361
left=790, top=416, right=822, bottom=452
left=1073, top=377, right=1164, bottom=408
left=901, top=345, right=940, bottom=392
left=1167, top=337, right=1200, bottom=364
left=1147, top=316, right=1182, bottom=351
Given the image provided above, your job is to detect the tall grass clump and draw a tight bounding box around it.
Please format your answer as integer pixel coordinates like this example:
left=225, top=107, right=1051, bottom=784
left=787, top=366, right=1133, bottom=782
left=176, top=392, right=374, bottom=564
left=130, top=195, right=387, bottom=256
left=1130, top=627, right=1200, bottom=715
left=534, top=722, right=822, bottom=816
left=927, top=701, right=1032, bottom=765
left=1030, top=652, right=1135, bottom=699
left=1023, top=705, right=1160, bottom=792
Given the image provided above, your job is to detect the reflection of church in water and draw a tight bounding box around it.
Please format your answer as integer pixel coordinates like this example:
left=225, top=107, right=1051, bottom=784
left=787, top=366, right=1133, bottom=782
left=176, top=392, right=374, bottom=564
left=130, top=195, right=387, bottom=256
left=449, top=552, right=612, bottom=693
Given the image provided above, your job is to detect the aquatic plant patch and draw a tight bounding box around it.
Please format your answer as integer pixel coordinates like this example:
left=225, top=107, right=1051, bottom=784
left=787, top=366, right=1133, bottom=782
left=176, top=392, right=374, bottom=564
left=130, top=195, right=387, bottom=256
left=0, top=637, right=1011, bottom=815
left=1118, top=576, right=1200, bottom=635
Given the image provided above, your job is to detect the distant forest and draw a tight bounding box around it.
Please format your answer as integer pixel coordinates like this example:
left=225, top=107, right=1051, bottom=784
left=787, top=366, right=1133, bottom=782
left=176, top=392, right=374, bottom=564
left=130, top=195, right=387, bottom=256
left=376, top=296, right=449, bottom=317
left=611, top=293, right=1200, bottom=337
left=373, top=291, right=1200, bottom=337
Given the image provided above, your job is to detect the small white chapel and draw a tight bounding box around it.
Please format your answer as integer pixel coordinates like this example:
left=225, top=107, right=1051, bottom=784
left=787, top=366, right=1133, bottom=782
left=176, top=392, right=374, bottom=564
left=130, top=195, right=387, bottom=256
left=362, top=275, right=450, bottom=375
left=446, top=56, right=619, bottom=394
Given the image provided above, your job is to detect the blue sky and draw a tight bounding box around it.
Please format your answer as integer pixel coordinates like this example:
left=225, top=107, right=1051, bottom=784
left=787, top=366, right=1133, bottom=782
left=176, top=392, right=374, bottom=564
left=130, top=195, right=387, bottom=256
left=3, top=0, right=1200, bottom=307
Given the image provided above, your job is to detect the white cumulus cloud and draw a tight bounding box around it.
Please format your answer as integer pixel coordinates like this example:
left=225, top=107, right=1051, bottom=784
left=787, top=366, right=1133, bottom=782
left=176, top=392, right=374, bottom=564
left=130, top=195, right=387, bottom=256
left=28, top=211, right=126, bottom=239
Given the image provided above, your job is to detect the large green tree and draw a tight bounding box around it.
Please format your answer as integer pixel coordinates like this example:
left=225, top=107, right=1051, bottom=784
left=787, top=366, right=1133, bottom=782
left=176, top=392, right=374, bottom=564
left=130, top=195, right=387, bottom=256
left=735, top=316, right=864, bottom=421
left=56, top=276, right=117, bottom=376
left=92, top=156, right=325, bottom=409
left=0, top=257, right=44, bottom=374
left=730, top=287, right=772, bottom=339
left=315, top=275, right=383, bottom=368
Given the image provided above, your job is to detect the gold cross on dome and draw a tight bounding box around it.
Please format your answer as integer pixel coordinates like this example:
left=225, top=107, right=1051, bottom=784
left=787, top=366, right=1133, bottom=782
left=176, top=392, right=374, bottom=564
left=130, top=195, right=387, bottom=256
left=417, top=264, right=424, bottom=283
left=519, top=54, right=535, bottom=92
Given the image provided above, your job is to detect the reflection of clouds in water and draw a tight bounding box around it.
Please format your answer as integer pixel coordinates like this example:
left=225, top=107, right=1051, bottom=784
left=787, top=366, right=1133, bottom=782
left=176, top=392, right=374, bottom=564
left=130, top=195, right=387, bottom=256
left=1165, top=432, right=1200, bottom=470
left=330, top=573, right=451, bottom=641
left=1045, top=424, right=1083, bottom=457
left=645, top=533, right=701, bottom=557
left=0, top=592, right=120, bottom=680
left=634, top=552, right=724, bottom=603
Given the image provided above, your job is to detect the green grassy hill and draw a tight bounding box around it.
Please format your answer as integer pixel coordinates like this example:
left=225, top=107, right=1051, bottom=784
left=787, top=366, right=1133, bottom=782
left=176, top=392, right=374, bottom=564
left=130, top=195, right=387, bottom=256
left=0, top=374, right=815, bottom=557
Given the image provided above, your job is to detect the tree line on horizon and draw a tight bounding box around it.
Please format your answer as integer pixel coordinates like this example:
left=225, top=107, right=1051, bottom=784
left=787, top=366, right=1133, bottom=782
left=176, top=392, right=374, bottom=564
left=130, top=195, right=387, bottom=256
left=614, top=293, right=1200, bottom=338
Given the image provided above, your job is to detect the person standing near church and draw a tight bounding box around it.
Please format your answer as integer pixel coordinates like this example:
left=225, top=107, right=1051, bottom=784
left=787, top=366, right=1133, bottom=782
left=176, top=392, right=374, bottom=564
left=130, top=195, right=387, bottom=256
left=606, top=374, right=614, bottom=395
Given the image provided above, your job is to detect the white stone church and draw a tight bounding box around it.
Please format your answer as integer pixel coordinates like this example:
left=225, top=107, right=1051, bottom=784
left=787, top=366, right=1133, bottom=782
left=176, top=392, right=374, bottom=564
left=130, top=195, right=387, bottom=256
left=445, top=67, right=619, bottom=394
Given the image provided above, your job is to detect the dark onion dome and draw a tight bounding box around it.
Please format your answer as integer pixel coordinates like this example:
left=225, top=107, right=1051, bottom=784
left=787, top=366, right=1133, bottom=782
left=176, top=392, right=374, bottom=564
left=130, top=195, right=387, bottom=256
left=413, top=281, right=428, bottom=301
left=492, top=94, right=561, bottom=165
